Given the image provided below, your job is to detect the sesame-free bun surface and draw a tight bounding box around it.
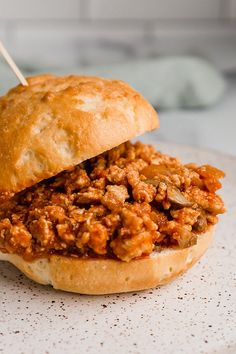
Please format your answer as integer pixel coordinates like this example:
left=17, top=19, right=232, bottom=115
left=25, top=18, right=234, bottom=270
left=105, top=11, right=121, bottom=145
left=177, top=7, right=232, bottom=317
left=0, top=227, right=213, bottom=295
left=0, top=75, right=158, bottom=194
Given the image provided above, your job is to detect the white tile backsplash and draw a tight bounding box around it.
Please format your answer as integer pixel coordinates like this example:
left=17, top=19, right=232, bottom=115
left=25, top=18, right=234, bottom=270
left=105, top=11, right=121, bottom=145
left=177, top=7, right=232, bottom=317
left=11, top=25, right=84, bottom=67
left=227, top=0, right=236, bottom=18
left=0, top=0, right=235, bottom=71
left=0, top=25, right=7, bottom=43
left=151, top=23, right=236, bottom=71
left=88, top=0, right=221, bottom=19
left=0, top=0, right=80, bottom=19
left=10, top=23, right=145, bottom=67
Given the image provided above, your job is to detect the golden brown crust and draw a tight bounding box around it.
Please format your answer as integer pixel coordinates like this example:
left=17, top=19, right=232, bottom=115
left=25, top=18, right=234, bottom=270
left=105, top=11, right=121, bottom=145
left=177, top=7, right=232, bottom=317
left=0, top=75, right=158, bottom=194
left=0, top=227, right=213, bottom=294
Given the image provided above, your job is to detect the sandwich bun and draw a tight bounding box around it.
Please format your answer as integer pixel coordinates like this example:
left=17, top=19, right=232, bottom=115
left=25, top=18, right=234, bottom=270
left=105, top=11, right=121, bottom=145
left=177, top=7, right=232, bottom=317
left=0, top=75, right=158, bottom=194
left=0, top=227, right=213, bottom=294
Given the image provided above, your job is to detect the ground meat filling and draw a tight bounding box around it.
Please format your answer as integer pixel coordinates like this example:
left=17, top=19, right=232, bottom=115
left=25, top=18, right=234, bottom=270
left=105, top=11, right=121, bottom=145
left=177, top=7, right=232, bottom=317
left=0, top=141, right=225, bottom=262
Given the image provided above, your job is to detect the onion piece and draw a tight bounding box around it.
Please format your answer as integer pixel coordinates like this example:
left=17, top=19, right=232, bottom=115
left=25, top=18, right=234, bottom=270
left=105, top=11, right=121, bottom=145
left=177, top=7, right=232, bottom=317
left=143, top=178, right=160, bottom=187
left=167, top=185, right=193, bottom=207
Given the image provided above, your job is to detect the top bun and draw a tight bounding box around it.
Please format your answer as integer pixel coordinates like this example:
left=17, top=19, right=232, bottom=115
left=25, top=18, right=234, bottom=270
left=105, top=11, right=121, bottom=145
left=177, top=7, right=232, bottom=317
left=0, top=75, right=159, bottom=194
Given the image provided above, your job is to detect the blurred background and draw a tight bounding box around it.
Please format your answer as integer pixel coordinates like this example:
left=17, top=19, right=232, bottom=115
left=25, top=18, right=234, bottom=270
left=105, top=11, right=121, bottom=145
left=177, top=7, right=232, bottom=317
left=0, top=0, right=236, bottom=155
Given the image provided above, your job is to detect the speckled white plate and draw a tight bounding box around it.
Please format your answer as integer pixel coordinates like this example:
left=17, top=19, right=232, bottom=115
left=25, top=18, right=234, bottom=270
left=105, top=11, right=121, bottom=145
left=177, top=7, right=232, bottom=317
left=1, top=140, right=236, bottom=354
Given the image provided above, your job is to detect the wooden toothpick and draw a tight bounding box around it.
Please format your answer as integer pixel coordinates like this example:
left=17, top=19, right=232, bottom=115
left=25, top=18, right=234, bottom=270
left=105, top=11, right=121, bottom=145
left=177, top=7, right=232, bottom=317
left=0, top=40, right=28, bottom=86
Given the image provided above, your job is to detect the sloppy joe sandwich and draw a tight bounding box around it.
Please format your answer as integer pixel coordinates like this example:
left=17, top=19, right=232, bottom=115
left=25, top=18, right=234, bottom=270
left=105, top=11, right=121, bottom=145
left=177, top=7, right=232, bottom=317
left=0, top=75, right=225, bottom=294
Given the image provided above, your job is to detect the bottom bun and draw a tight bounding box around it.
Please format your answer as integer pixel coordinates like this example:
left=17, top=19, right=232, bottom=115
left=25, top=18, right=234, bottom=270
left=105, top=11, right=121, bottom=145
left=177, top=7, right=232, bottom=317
left=0, top=227, right=213, bottom=295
